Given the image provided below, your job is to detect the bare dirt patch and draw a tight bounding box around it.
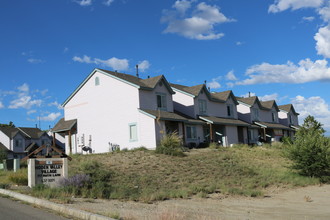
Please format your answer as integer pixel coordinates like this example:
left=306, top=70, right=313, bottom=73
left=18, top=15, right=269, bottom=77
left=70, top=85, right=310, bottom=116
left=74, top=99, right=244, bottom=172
left=67, top=184, right=330, bottom=220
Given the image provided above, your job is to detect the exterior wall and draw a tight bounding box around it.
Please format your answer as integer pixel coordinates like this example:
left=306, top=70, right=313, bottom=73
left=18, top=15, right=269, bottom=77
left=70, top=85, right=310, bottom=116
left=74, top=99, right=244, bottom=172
left=172, top=91, right=195, bottom=118
left=139, top=80, right=174, bottom=112
left=138, top=112, right=157, bottom=149
left=260, top=106, right=278, bottom=123
left=278, top=111, right=289, bottom=126
left=237, top=103, right=252, bottom=123
left=64, top=70, right=142, bottom=153
left=184, top=124, right=204, bottom=147
left=225, top=125, right=239, bottom=146
left=12, top=133, right=26, bottom=153
left=0, top=131, right=10, bottom=150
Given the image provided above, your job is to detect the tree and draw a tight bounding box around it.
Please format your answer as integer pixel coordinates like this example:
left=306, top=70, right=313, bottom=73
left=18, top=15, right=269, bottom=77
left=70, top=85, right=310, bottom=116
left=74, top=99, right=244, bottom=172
left=285, top=115, right=330, bottom=180
left=0, top=148, right=7, bottom=161
left=0, top=121, right=15, bottom=128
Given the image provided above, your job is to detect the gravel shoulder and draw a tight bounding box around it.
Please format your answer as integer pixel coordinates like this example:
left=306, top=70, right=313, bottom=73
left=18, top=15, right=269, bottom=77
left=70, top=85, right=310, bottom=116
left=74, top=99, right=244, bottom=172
left=66, top=184, right=330, bottom=220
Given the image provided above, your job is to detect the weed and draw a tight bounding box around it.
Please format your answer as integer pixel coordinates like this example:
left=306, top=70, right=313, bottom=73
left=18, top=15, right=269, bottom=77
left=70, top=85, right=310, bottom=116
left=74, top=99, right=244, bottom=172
left=8, top=168, right=28, bottom=185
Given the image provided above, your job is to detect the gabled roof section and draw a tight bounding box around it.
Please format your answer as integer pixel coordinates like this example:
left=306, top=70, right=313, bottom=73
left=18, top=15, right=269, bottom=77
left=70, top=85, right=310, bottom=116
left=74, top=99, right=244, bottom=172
left=63, top=68, right=174, bottom=107
left=0, top=127, right=19, bottom=138
left=211, top=90, right=238, bottom=105
left=199, top=116, right=250, bottom=127
left=260, top=100, right=279, bottom=111
left=18, top=127, right=46, bottom=139
left=0, top=142, right=11, bottom=152
left=278, top=104, right=299, bottom=115
left=254, top=121, right=290, bottom=130
left=52, top=118, right=77, bottom=133
left=170, top=83, right=214, bottom=100
left=236, top=96, right=263, bottom=109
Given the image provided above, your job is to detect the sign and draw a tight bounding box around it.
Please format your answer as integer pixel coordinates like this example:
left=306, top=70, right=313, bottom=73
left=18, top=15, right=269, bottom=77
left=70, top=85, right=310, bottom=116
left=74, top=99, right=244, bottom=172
left=28, top=158, right=68, bottom=188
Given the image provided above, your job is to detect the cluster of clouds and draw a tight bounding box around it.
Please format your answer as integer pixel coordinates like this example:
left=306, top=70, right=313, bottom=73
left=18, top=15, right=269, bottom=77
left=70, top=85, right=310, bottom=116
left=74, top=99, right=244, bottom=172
left=72, top=55, right=151, bottom=72
left=0, top=83, right=62, bottom=122
left=161, top=0, right=235, bottom=40
left=74, top=0, right=114, bottom=7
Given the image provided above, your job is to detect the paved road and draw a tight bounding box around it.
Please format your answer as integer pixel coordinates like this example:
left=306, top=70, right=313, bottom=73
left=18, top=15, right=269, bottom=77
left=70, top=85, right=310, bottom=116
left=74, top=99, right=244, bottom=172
left=0, top=196, right=71, bottom=220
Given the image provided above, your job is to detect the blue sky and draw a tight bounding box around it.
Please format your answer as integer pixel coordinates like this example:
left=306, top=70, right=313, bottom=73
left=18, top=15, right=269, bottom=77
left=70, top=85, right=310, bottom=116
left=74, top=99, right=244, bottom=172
left=1, top=0, right=330, bottom=134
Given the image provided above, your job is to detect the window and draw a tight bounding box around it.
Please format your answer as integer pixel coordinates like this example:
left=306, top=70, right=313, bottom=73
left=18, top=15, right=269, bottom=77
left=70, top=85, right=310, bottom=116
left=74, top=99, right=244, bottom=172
left=227, top=104, right=234, bottom=117
left=95, top=77, right=100, bottom=86
left=272, top=112, right=276, bottom=122
left=15, top=139, right=23, bottom=149
left=252, top=108, right=259, bottom=121
left=156, top=93, right=167, bottom=110
left=41, top=139, right=48, bottom=146
left=186, top=126, right=197, bottom=139
left=289, top=115, right=293, bottom=124
left=129, top=123, right=138, bottom=142
left=198, top=99, right=207, bottom=115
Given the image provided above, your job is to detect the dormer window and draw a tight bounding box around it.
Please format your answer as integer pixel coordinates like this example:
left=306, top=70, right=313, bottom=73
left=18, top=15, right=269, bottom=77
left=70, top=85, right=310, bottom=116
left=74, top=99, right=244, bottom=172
left=198, top=99, right=207, bottom=115
left=227, top=104, right=234, bottom=117
left=252, top=108, right=259, bottom=121
left=156, top=93, right=167, bottom=111
left=95, top=77, right=100, bottom=86
left=272, top=112, right=276, bottom=122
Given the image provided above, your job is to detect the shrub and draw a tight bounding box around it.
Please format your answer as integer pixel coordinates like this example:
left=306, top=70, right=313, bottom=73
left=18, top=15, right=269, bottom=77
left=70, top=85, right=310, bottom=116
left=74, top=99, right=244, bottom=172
left=284, top=116, right=330, bottom=179
left=0, top=148, right=7, bottom=161
left=155, top=132, right=185, bottom=157
left=8, top=169, right=28, bottom=185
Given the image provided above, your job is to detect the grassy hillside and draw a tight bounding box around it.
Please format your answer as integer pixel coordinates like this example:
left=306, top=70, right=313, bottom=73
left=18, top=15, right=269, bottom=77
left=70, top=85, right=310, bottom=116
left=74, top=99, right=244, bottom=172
left=67, top=145, right=319, bottom=202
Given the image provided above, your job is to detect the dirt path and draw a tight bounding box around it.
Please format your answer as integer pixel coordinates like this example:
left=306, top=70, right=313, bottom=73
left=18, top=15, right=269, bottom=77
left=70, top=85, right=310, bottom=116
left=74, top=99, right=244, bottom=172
left=67, top=184, right=330, bottom=220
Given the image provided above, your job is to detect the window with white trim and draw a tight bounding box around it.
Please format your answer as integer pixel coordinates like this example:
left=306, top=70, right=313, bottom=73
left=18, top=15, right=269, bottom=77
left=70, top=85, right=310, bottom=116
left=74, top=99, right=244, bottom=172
left=129, top=123, right=138, bottom=142
left=186, top=126, right=197, bottom=140
left=156, top=93, right=167, bottom=110
left=198, top=99, right=207, bottom=115
left=15, top=139, right=23, bottom=149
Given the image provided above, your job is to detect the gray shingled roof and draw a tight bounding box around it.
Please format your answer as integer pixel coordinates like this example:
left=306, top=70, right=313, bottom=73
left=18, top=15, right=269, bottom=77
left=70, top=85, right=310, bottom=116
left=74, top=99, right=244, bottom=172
left=18, top=127, right=46, bottom=139
left=52, top=118, right=77, bottom=133
left=99, top=69, right=174, bottom=94
left=0, top=127, right=19, bottom=138
left=0, top=142, right=11, bottom=152
left=199, top=116, right=250, bottom=126
left=139, top=109, right=205, bottom=124
left=171, top=83, right=207, bottom=97
left=211, top=90, right=238, bottom=104
left=278, top=104, right=299, bottom=115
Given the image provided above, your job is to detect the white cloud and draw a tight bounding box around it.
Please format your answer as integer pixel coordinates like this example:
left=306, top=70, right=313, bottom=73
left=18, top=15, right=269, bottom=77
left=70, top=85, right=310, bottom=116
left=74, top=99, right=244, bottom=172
left=0, top=101, right=4, bottom=109
left=18, top=83, right=29, bottom=93
left=75, top=0, right=92, bottom=6
left=268, top=0, right=324, bottom=13
left=236, top=41, right=243, bottom=46
left=27, top=110, right=37, bottom=115
left=137, top=60, right=150, bottom=72
left=259, top=93, right=279, bottom=102
left=9, top=96, right=42, bottom=109
left=207, top=76, right=222, bottom=89
left=73, top=55, right=129, bottom=71
left=291, top=95, right=330, bottom=131
left=318, top=4, right=330, bottom=21
left=48, top=101, right=63, bottom=110
left=27, top=58, right=43, bottom=64
left=103, top=0, right=114, bottom=6
left=225, top=70, right=238, bottom=81
left=162, top=1, right=234, bottom=40
left=302, top=16, right=315, bottom=22
left=39, top=112, right=61, bottom=121
left=63, top=47, right=69, bottom=53
left=314, top=25, right=330, bottom=58
left=237, top=58, right=330, bottom=85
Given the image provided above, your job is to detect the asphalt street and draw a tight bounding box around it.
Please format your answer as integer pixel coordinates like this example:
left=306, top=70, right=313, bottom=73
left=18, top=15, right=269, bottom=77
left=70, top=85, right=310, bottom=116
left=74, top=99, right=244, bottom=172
left=0, top=196, right=70, bottom=220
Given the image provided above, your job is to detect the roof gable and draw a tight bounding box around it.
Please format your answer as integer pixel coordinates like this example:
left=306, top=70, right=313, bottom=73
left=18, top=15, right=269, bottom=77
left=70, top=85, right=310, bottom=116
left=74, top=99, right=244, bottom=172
left=260, top=100, right=279, bottom=111
left=236, top=96, right=263, bottom=109
left=211, top=90, right=238, bottom=105
left=63, top=68, right=173, bottom=107
left=279, top=104, right=299, bottom=115
left=171, top=83, right=214, bottom=100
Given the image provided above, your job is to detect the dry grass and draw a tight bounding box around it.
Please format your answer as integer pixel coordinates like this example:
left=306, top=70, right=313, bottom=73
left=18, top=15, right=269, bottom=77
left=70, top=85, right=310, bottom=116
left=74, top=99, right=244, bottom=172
left=68, top=146, right=319, bottom=202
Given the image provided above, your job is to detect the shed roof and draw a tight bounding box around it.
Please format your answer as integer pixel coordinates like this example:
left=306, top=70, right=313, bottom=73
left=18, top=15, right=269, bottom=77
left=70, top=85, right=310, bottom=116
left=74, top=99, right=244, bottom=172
left=52, top=118, right=77, bottom=133
left=254, top=121, right=291, bottom=130
left=199, top=116, right=250, bottom=127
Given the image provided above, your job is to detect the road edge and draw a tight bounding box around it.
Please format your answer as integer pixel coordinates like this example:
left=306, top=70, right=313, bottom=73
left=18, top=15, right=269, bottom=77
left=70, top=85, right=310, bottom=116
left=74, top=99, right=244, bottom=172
left=0, top=188, right=115, bottom=220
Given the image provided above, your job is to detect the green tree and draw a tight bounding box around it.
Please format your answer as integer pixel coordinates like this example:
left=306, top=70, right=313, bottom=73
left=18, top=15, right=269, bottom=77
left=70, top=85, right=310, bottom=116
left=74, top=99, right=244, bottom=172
left=0, top=121, right=15, bottom=127
left=285, top=115, right=330, bottom=179
left=0, top=148, right=7, bottom=161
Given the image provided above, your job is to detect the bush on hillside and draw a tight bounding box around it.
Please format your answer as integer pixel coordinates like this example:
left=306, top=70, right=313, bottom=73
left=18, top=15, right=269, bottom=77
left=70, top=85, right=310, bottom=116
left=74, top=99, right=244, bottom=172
left=284, top=115, right=330, bottom=180
left=155, top=132, right=185, bottom=157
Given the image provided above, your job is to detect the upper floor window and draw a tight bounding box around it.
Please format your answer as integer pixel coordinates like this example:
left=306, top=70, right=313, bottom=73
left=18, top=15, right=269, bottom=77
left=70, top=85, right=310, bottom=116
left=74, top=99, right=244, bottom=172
left=15, top=139, right=23, bottom=149
left=272, top=112, right=276, bottom=122
left=252, top=108, right=259, bottom=121
left=95, top=77, right=100, bottom=86
left=156, top=93, right=167, bottom=111
left=289, top=115, right=293, bottom=124
left=227, top=104, right=234, bottom=117
left=198, top=99, right=207, bottom=115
